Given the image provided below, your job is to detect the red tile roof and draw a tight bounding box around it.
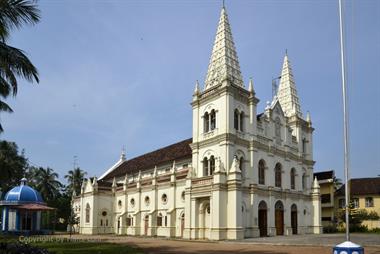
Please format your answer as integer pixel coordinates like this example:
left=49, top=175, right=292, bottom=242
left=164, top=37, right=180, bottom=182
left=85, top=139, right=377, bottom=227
left=101, top=138, right=192, bottom=181
left=336, top=177, right=380, bottom=196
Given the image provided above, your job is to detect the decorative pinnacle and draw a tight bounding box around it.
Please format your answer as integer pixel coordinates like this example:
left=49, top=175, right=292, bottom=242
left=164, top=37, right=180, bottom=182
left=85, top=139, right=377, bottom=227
left=306, top=111, right=311, bottom=123
left=248, top=77, right=254, bottom=93
left=120, top=146, right=126, bottom=161
left=194, top=80, right=200, bottom=95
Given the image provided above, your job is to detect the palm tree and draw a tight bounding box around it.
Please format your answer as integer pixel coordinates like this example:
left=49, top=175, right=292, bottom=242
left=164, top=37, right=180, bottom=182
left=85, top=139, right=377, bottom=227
left=65, top=167, right=86, bottom=196
left=0, top=0, right=40, bottom=132
left=29, top=166, right=63, bottom=202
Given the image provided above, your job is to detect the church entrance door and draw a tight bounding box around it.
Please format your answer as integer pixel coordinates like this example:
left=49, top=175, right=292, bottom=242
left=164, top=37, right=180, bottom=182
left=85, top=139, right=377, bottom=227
left=291, top=204, right=298, bottom=235
left=275, top=201, right=284, bottom=236
left=258, top=201, right=267, bottom=237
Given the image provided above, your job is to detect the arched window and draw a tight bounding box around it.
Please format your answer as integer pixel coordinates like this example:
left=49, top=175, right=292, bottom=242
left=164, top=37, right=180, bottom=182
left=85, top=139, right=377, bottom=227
left=275, top=117, right=281, bottom=144
left=157, top=213, right=163, bottom=227
left=209, top=156, right=215, bottom=175
left=290, top=168, right=296, bottom=190
left=126, top=215, right=133, bottom=226
left=240, top=112, right=244, bottom=131
left=234, top=109, right=239, bottom=130
left=258, top=160, right=266, bottom=185
left=302, top=138, right=307, bottom=153
left=275, top=163, right=282, bottom=188
left=204, top=112, right=210, bottom=133
left=302, top=173, right=307, bottom=190
left=239, top=157, right=244, bottom=176
left=210, top=110, right=216, bottom=130
left=203, top=157, right=209, bottom=176
left=85, top=203, right=90, bottom=223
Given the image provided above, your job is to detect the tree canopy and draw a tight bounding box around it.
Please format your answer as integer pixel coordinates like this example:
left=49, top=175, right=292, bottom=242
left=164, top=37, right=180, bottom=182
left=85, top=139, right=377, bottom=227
left=0, top=0, right=40, bottom=132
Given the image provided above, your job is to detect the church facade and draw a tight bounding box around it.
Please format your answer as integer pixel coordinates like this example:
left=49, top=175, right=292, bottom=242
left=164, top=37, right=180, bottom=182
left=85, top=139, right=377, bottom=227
left=72, top=6, right=322, bottom=240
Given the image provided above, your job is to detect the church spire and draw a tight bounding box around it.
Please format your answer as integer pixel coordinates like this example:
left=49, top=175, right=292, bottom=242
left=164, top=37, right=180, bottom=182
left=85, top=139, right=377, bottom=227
left=204, top=6, right=243, bottom=90
left=277, top=53, right=302, bottom=118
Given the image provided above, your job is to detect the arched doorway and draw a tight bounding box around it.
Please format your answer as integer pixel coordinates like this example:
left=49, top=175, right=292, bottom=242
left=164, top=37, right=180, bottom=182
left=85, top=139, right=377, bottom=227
left=198, top=201, right=211, bottom=239
left=275, top=200, right=284, bottom=236
left=258, top=201, right=267, bottom=237
left=144, top=215, right=149, bottom=236
left=291, top=204, right=298, bottom=235
left=180, top=213, right=185, bottom=238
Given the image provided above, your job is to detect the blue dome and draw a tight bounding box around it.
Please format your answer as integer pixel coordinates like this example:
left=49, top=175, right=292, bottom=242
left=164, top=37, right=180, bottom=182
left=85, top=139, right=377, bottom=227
left=4, top=179, right=44, bottom=203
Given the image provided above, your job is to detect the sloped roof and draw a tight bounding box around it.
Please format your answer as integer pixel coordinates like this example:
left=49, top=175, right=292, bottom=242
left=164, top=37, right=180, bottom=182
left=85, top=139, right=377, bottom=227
left=314, top=170, right=334, bottom=181
left=101, top=138, right=192, bottom=181
left=336, top=177, right=380, bottom=196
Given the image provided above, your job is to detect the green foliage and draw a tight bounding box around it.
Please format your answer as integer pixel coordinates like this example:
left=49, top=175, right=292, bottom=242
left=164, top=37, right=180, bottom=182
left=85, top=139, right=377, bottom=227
left=27, top=166, right=63, bottom=202
left=0, top=140, right=28, bottom=194
left=0, top=0, right=40, bottom=132
left=65, top=167, right=86, bottom=197
left=323, top=225, right=338, bottom=233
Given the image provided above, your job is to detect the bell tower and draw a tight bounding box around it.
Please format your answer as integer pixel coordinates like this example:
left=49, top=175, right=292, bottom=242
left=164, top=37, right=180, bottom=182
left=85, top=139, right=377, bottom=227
left=190, top=5, right=259, bottom=240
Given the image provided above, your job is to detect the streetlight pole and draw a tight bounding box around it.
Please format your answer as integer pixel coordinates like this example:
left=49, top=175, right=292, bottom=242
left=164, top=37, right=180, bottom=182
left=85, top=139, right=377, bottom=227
left=333, top=1, right=363, bottom=252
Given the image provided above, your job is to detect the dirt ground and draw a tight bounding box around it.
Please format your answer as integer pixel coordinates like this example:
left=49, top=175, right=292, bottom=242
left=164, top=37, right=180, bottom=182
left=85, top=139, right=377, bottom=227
left=53, top=234, right=380, bottom=254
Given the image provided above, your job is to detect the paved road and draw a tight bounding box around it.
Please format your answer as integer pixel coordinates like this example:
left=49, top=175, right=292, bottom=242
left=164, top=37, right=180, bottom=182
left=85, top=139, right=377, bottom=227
left=242, top=233, right=380, bottom=247
left=52, top=234, right=380, bottom=254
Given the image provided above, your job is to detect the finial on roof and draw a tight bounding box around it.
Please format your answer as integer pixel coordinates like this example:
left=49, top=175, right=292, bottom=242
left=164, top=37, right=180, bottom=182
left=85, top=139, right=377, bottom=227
left=285, top=48, right=288, bottom=56
left=222, top=0, right=225, bottom=8
left=306, top=111, right=311, bottom=123
left=120, top=146, right=126, bottom=161
left=248, top=77, right=254, bottom=93
left=153, top=166, right=158, bottom=177
left=92, top=176, right=98, bottom=186
left=20, top=178, right=27, bottom=186
left=194, top=80, right=200, bottom=95
left=112, top=177, right=117, bottom=188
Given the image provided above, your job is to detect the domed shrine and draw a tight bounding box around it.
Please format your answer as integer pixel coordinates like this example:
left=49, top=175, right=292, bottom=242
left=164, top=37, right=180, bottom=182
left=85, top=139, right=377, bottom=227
left=0, top=178, right=55, bottom=234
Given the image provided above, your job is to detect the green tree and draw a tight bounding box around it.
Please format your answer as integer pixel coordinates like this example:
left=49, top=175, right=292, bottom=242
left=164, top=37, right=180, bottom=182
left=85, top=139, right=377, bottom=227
left=28, top=166, right=63, bottom=202
left=64, top=167, right=87, bottom=196
left=0, top=139, right=28, bottom=193
left=0, top=0, right=40, bottom=132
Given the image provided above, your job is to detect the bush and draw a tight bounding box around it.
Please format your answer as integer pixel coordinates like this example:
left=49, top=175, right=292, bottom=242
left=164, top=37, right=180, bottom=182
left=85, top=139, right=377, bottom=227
left=323, top=225, right=338, bottom=233
left=349, top=224, right=368, bottom=233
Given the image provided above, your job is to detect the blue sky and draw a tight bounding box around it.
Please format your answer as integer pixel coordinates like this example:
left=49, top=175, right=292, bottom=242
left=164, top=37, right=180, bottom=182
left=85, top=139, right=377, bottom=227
left=1, top=0, right=379, bottom=182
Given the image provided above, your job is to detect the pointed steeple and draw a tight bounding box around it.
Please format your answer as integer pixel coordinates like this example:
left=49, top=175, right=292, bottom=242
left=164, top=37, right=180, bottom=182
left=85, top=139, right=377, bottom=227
left=277, top=53, right=302, bottom=118
left=204, top=6, right=243, bottom=89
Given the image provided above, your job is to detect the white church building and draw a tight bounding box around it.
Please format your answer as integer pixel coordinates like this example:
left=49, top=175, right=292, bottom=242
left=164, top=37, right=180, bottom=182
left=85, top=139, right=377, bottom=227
left=72, top=6, right=322, bottom=240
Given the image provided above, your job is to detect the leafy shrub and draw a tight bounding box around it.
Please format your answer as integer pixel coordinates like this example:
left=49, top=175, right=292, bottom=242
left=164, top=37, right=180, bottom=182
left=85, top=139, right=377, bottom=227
left=323, top=225, right=338, bottom=233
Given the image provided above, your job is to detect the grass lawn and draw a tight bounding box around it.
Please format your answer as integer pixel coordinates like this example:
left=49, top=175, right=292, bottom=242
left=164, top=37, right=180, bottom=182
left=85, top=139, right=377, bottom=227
left=32, top=242, right=144, bottom=254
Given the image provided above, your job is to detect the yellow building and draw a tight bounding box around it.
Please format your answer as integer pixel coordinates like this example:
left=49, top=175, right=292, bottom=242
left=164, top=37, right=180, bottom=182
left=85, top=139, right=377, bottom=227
left=314, top=170, right=336, bottom=227
left=335, top=177, right=380, bottom=230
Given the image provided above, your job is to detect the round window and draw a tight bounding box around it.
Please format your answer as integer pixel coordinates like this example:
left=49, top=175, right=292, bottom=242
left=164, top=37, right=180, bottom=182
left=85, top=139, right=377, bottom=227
left=130, top=198, right=135, bottom=207
left=102, top=211, right=107, bottom=216
left=161, top=194, right=168, bottom=204
left=145, top=196, right=150, bottom=206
